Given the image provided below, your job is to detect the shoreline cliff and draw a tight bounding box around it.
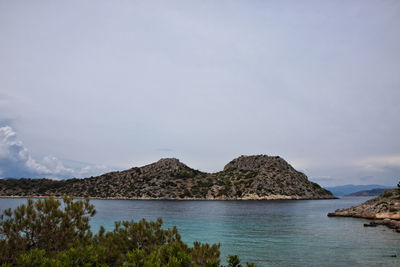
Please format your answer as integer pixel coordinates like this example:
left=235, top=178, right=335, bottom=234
left=328, top=188, right=400, bottom=232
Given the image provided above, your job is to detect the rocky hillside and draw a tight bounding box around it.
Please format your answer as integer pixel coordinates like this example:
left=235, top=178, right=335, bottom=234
left=0, top=155, right=335, bottom=200
left=328, top=189, right=400, bottom=219
left=328, top=188, right=400, bottom=231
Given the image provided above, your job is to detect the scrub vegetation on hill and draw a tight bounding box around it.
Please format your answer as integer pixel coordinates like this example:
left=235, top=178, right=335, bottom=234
left=0, top=197, right=254, bottom=266
left=0, top=155, right=334, bottom=200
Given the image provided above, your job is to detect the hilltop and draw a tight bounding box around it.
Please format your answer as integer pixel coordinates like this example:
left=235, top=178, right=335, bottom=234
left=0, top=155, right=335, bottom=200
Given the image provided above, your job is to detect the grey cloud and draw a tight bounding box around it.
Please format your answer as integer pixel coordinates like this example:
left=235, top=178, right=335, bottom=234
left=0, top=126, right=53, bottom=178
left=0, top=126, right=110, bottom=179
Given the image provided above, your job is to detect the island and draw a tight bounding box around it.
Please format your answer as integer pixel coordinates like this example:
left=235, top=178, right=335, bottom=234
left=328, top=188, right=400, bottom=232
left=0, top=155, right=335, bottom=200
left=344, top=188, right=391, bottom=197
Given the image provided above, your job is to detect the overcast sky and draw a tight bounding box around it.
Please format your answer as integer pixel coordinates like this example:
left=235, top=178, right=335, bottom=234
left=1, top=0, right=399, bottom=186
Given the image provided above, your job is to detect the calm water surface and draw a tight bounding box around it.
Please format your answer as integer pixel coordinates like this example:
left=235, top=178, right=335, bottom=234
left=1, top=197, right=400, bottom=266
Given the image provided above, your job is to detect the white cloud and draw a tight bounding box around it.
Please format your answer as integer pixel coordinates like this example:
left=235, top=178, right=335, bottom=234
left=0, top=126, right=110, bottom=179
left=41, top=155, right=75, bottom=176
left=77, top=164, right=110, bottom=177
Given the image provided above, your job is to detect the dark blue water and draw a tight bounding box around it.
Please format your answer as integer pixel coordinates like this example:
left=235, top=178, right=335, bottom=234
left=1, top=197, right=400, bottom=266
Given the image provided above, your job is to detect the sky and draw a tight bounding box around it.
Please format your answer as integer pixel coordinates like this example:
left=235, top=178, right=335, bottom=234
left=0, top=0, right=399, bottom=187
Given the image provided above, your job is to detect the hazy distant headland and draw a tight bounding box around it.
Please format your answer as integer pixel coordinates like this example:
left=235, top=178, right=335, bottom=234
left=0, top=155, right=335, bottom=200
left=345, top=188, right=391, bottom=197
left=324, top=184, right=393, bottom=196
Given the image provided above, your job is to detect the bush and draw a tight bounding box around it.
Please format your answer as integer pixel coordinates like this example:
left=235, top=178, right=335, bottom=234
left=383, top=191, right=393, bottom=198
left=0, top=197, right=253, bottom=266
left=0, top=196, right=95, bottom=263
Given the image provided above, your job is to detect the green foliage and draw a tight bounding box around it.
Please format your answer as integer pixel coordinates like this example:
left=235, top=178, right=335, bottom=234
left=173, top=171, right=194, bottom=179
left=0, top=196, right=95, bottom=264
left=182, top=189, right=192, bottom=198
left=0, top=197, right=253, bottom=266
left=228, top=255, right=241, bottom=267
left=227, top=255, right=255, bottom=267
left=383, top=191, right=393, bottom=198
left=125, top=242, right=201, bottom=267
left=15, top=247, right=108, bottom=267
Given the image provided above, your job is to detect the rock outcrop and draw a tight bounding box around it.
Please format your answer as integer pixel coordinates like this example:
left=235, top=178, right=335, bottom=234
left=0, top=155, right=335, bottom=200
left=328, top=188, right=400, bottom=231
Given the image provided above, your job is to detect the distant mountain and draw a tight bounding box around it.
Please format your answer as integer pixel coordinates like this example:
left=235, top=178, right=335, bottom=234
left=0, top=155, right=335, bottom=200
left=325, top=184, right=393, bottom=196
left=345, top=188, right=389, bottom=197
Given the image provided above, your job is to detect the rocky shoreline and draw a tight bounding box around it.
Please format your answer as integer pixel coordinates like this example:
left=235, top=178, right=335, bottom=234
left=328, top=188, right=400, bottom=232
left=0, top=194, right=336, bottom=201
left=362, top=219, right=400, bottom=232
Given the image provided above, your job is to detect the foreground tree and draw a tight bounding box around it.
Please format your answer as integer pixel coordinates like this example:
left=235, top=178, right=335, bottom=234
left=0, top=197, right=254, bottom=266
left=0, top=197, right=95, bottom=263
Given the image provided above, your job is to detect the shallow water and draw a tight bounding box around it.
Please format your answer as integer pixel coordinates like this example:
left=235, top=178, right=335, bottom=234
left=1, top=197, right=400, bottom=266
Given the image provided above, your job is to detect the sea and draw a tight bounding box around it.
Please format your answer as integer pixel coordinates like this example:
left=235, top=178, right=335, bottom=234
left=1, top=197, right=400, bottom=266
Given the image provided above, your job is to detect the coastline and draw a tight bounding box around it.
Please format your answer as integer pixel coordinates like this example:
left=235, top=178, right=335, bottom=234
left=0, top=194, right=337, bottom=200
left=328, top=212, right=400, bottom=233
left=327, top=188, right=400, bottom=232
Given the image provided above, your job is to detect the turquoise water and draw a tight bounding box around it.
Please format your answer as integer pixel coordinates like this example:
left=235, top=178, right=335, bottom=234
left=1, top=197, right=400, bottom=266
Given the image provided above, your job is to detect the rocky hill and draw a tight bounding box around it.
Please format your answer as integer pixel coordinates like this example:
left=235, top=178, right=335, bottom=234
left=0, top=155, right=335, bottom=200
left=328, top=188, right=400, bottom=231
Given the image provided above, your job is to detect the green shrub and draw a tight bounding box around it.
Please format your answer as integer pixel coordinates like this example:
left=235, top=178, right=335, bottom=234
left=383, top=191, right=393, bottom=198
left=0, top=197, right=252, bottom=266
left=227, top=255, right=255, bottom=267
left=0, top=196, right=95, bottom=262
